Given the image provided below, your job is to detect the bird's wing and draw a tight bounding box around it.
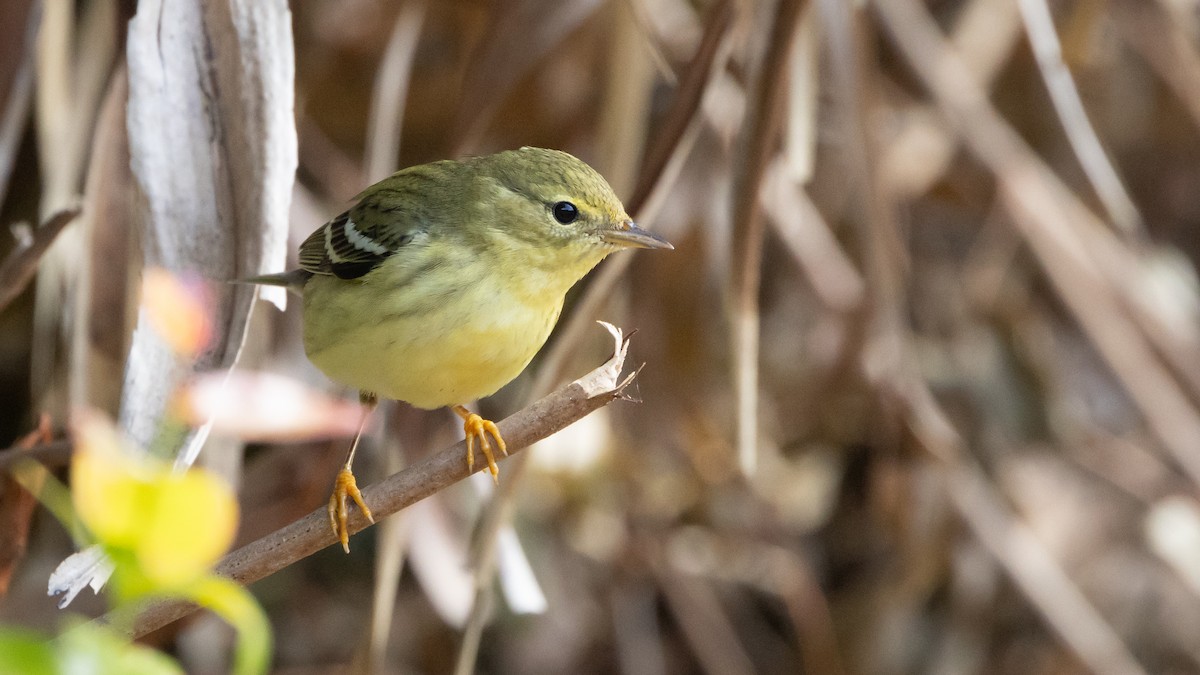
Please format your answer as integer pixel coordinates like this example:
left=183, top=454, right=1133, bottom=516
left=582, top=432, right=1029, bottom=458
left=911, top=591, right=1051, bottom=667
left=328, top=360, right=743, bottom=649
left=298, top=207, right=424, bottom=280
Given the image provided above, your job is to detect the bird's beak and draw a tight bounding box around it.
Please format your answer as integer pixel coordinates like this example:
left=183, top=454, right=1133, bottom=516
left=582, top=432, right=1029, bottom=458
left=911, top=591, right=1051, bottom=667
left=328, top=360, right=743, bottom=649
left=602, top=220, right=674, bottom=250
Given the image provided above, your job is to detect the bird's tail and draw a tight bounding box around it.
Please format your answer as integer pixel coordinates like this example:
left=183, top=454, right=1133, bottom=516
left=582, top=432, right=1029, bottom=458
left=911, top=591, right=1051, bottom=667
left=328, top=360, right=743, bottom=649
left=235, top=269, right=312, bottom=295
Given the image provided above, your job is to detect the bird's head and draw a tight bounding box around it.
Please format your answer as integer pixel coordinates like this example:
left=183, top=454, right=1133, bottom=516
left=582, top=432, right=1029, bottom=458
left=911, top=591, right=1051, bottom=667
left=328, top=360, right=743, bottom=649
left=476, top=147, right=672, bottom=273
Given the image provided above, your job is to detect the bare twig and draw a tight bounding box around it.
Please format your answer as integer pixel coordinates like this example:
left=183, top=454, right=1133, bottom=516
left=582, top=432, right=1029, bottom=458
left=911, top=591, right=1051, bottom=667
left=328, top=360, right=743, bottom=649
left=451, top=8, right=736, bottom=667
left=0, top=208, right=81, bottom=314
left=596, top=0, right=657, bottom=196
left=626, top=0, right=734, bottom=217
left=759, top=158, right=865, bottom=313
left=654, top=568, right=755, bottom=675
left=1112, top=0, right=1200, bottom=135
left=115, top=340, right=638, bottom=639
left=1016, top=0, right=1140, bottom=234
left=71, top=67, right=131, bottom=415
left=784, top=3, right=818, bottom=184
left=943, top=461, right=1148, bottom=675
left=0, top=415, right=53, bottom=597
left=531, top=0, right=734, bottom=403
left=361, top=6, right=426, bottom=667
left=454, top=325, right=633, bottom=674
left=0, top=4, right=38, bottom=211
left=902, top=384, right=1148, bottom=675
left=363, top=1, right=426, bottom=184
left=729, top=0, right=808, bottom=475
left=878, top=0, right=1021, bottom=199
left=872, top=0, right=1200, bottom=489
left=0, top=439, right=72, bottom=473
left=451, top=0, right=606, bottom=154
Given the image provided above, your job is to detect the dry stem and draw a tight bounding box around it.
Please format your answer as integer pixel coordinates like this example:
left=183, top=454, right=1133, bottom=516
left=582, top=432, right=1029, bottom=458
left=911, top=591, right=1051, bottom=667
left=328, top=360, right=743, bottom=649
left=112, top=347, right=638, bottom=639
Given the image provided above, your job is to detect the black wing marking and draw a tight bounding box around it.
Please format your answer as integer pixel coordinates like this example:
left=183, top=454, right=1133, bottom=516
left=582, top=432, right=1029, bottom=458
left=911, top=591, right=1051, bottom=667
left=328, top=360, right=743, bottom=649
left=298, top=163, right=452, bottom=280
left=298, top=210, right=420, bottom=280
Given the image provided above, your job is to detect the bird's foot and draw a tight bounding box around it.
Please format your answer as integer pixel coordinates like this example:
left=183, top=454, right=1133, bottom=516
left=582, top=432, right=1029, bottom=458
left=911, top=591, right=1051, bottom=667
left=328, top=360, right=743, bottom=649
left=453, top=405, right=507, bottom=483
left=328, top=466, right=374, bottom=553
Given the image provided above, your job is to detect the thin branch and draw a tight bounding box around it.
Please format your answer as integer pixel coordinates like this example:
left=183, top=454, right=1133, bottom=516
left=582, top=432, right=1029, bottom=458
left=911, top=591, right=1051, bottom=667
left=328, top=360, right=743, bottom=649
left=0, top=4, right=39, bottom=211
left=1016, top=0, right=1141, bottom=234
left=877, top=0, right=1022, bottom=199
left=901, top=383, right=1148, bottom=675
left=729, top=0, right=808, bottom=476
left=455, top=7, right=735, bottom=670
left=454, top=324, right=633, bottom=674
left=759, top=157, right=864, bottom=313
left=362, top=5, right=426, bottom=669
left=0, top=439, right=72, bottom=473
left=531, top=0, right=735, bottom=402
left=1112, top=0, right=1200, bottom=136
left=114, top=338, right=639, bottom=639
left=363, top=0, right=426, bottom=183
left=0, top=207, right=81, bottom=314
left=449, top=11, right=738, bottom=669
left=626, top=0, right=734, bottom=216
left=872, top=0, right=1200, bottom=489
left=947, top=464, right=1147, bottom=675
left=654, top=566, right=755, bottom=675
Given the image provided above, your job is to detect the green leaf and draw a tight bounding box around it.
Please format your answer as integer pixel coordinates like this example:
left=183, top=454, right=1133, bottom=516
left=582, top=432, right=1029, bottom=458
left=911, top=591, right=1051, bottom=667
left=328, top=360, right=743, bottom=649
left=0, top=623, right=184, bottom=675
left=0, top=629, right=56, bottom=675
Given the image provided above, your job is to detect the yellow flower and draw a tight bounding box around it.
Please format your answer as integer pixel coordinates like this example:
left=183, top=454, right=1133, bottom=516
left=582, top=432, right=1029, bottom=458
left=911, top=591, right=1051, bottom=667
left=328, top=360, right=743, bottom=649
left=71, top=415, right=237, bottom=590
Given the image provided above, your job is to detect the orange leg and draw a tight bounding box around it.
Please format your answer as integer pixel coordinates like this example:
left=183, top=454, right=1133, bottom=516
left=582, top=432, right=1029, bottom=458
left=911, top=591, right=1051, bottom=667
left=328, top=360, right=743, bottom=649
left=452, top=404, right=508, bottom=483
left=328, top=393, right=377, bottom=553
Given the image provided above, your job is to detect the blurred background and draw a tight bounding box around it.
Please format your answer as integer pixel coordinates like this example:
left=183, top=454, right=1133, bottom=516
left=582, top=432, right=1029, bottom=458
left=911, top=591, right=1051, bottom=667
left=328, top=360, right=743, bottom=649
left=4, top=0, right=1200, bottom=673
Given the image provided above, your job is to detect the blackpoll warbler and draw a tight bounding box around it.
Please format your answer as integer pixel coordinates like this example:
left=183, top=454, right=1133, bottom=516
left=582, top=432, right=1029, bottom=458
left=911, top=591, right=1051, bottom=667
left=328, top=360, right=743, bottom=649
left=255, top=147, right=671, bottom=551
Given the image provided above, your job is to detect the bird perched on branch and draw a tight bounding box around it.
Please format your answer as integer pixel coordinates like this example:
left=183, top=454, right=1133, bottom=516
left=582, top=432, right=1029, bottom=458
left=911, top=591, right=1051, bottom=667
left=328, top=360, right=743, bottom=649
left=252, top=147, right=672, bottom=552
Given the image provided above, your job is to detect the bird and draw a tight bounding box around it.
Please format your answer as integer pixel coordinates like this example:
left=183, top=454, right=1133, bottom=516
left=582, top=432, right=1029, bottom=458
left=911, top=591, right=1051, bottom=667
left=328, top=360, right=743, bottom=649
left=252, top=147, right=672, bottom=552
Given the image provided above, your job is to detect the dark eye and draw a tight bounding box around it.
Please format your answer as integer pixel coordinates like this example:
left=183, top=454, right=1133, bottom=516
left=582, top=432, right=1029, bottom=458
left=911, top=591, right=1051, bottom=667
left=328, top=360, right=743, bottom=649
left=552, top=201, right=579, bottom=224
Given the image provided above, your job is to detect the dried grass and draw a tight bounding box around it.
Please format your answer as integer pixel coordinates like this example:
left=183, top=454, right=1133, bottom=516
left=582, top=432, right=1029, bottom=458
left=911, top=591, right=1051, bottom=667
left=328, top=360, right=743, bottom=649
left=3, top=0, right=1200, bottom=673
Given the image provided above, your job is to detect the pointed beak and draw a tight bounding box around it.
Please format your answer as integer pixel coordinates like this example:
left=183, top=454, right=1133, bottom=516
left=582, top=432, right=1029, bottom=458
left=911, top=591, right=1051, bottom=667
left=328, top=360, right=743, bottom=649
left=601, top=220, right=674, bottom=250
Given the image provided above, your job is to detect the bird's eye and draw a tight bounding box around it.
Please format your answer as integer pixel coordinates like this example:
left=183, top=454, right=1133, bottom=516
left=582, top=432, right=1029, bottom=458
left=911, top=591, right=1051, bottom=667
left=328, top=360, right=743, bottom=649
left=552, top=201, right=579, bottom=224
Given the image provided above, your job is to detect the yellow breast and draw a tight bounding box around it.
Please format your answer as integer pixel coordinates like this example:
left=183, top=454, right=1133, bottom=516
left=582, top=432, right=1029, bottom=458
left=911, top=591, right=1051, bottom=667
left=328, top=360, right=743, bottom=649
left=300, top=254, right=567, bottom=409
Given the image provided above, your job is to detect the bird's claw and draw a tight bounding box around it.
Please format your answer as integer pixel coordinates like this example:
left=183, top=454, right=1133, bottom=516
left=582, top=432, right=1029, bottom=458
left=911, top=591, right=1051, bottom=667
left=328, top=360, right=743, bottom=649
left=328, top=466, right=374, bottom=553
left=456, top=407, right=507, bottom=483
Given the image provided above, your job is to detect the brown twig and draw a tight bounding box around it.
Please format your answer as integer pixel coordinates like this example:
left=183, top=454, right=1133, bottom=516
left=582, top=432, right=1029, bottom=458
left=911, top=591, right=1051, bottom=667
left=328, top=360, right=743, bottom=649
left=115, top=348, right=638, bottom=639
left=900, top=381, right=1148, bottom=675
left=878, top=0, right=1022, bottom=200
left=451, top=0, right=605, bottom=155
left=532, top=0, right=734, bottom=403
left=729, top=0, right=808, bottom=475
left=0, top=439, right=72, bottom=473
left=0, top=3, right=38, bottom=212
left=361, top=5, right=426, bottom=669
left=363, top=1, right=426, bottom=184
left=1112, top=0, right=1200, bottom=135
left=654, top=566, right=755, bottom=675
left=0, top=415, right=54, bottom=597
left=0, top=207, right=81, bottom=314
left=872, top=0, right=1200, bottom=489
left=448, top=10, right=740, bottom=665
left=626, top=0, right=734, bottom=216
left=453, top=10, right=738, bottom=667
left=1015, top=0, right=1140, bottom=234
left=450, top=8, right=737, bottom=664
left=759, top=158, right=865, bottom=313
